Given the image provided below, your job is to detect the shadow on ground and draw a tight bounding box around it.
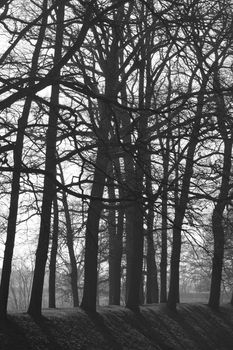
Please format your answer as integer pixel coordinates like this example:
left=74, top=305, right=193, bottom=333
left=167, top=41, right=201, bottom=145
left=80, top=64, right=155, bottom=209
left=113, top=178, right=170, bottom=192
left=0, top=304, right=233, bottom=349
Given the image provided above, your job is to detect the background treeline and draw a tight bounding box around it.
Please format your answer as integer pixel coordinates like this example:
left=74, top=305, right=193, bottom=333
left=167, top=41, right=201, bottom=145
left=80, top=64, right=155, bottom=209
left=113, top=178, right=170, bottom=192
left=0, top=0, right=233, bottom=319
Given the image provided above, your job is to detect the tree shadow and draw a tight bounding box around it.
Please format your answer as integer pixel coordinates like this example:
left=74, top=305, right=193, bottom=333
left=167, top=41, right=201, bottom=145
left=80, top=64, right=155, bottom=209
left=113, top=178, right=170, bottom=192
left=166, top=304, right=233, bottom=350
left=84, top=310, right=124, bottom=350
left=0, top=316, right=31, bottom=350
left=30, top=314, right=64, bottom=350
left=122, top=307, right=174, bottom=350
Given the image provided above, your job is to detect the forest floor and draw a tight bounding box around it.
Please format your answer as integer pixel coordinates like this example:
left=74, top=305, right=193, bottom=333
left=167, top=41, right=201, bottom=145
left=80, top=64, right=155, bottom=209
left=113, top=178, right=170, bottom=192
left=0, top=303, right=233, bottom=349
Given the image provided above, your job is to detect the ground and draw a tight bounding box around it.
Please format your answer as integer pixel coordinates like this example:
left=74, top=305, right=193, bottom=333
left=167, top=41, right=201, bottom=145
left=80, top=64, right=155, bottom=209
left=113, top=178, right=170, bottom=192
left=0, top=303, right=233, bottom=349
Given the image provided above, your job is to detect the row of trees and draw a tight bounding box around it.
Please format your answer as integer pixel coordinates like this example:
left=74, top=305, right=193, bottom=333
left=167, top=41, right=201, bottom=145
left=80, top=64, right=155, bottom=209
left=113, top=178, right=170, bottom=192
left=0, top=0, right=233, bottom=319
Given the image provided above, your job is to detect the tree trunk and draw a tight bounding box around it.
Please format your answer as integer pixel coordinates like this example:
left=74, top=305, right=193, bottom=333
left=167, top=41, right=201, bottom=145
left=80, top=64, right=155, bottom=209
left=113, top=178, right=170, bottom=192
left=167, top=88, right=205, bottom=310
left=146, top=202, right=159, bottom=304
left=146, top=154, right=159, bottom=304
left=167, top=221, right=182, bottom=310
left=160, top=127, right=170, bottom=303
left=208, top=71, right=232, bottom=309
left=80, top=134, right=110, bottom=312
left=81, top=8, right=120, bottom=312
left=108, top=162, right=124, bottom=305
left=160, top=189, right=168, bottom=303
left=49, top=197, right=59, bottom=308
left=0, top=0, right=48, bottom=320
left=123, top=116, right=136, bottom=305
left=125, top=200, right=144, bottom=311
left=60, top=165, right=79, bottom=307
left=28, top=2, right=64, bottom=317
left=209, top=208, right=225, bottom=309
left=125, top=44, right=146, bottom=311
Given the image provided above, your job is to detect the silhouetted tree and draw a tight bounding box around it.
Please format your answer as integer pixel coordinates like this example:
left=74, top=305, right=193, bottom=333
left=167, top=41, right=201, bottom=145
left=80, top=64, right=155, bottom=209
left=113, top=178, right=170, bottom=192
left=0, top=0, right=48, bottom=319
left=28, top=1, right=65, bottom=317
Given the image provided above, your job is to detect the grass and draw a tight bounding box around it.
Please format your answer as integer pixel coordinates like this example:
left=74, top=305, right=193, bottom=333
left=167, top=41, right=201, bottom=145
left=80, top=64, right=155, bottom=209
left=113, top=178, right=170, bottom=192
left=1, top=303, right=233, bottom=349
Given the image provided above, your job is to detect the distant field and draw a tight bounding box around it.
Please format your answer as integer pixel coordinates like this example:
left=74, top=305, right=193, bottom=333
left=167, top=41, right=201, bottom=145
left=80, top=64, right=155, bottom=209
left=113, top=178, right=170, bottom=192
left=180, top=292, right=231, bottom=304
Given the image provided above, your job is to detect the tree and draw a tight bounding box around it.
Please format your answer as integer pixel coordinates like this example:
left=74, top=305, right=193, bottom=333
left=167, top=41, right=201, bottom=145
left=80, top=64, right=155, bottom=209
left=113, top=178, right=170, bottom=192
left=59, top=164, right=79, bottom=307
left=146, top=164, right=159, bottom=304
left=1, top=0, right=233, bottom=318
left=108, top=161, right=124, bottom=305
left=208, top=69, right=233, bottom=309
left=166, top=0, right=232, bottom=310
left=0, top=0, right=48, bottom=319
left=28, top=1, right=65, bottom=317
left=80, top=7, right=121, bottom=312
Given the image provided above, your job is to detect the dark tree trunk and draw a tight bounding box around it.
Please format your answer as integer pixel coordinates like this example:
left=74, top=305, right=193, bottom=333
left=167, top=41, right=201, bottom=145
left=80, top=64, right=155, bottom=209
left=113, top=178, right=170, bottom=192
left=209, top=208, right=225, bottom=309
left=125, top=200, right=144, bottom=311
left=145, top=153, right=159, bottom=304
left=0, top=0, right=48, bottom=320
left=160, top=189, right=168, bottom=303
left=108, top=163, right=124, bottom=305
left=160, top=130, right=170, bottom=303
left=120, top=107, right=143, bottom=310
left=80, top=125, right=111, bottom=312
left=208, top=71, right=232, bottom=309
left=49, top=197, right=59, bottom=308
left=81, top=25, right=119, bottom=311
left=146, top=202, right=159, bottom=304
left=61, top=170, right=79, bottom=307
left=167, top=222, right=182, bottom=310
left=139, top=275, right=145, bottom=305
left=167, top=86, right=206, bottom=311
left=123, top=114, right=135, bottom=304
left=124, top=131, right=143, bottom=310
left=109, top=214, right=123, bottom=305
left=28, top=2, right=64, bottom=317
left=125, top=39, right=146, bottom=311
